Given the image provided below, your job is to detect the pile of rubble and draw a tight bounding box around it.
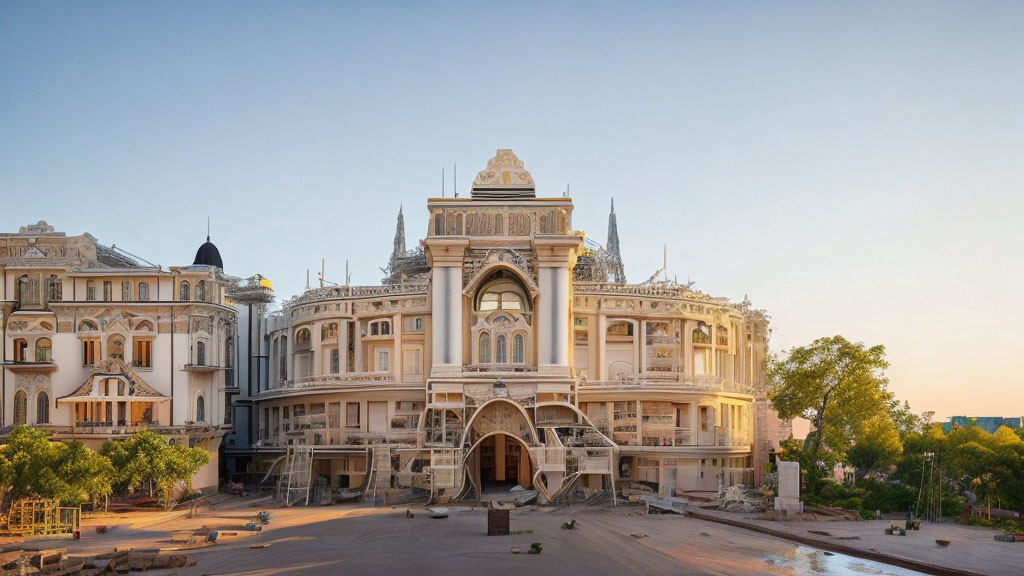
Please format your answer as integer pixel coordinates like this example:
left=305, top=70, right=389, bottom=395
left=708, top=485, right=771, bottom=513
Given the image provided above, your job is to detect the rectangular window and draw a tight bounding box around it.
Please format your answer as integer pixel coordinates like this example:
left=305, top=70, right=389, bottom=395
left=378, top=350, right=390, bottom=372
left=138, top=282, right=149, bottom=301
left=87, top=281, right=96, bottom=301
left=330, top=349, right=340, bottom=374
left=82, top=339, right=97, bottom=366
left=102, top=281, right=112, bottom=301
left=133, top=339, right=152, bottom=368
left=122, top=281, right=132, bottom=301
left=346, top=402, right=360, bottom=428
left=700, top=406, right=710, bottom=432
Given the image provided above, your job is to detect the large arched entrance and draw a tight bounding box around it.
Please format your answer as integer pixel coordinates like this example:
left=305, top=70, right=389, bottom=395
left=467, top=432, right=536, bottom=495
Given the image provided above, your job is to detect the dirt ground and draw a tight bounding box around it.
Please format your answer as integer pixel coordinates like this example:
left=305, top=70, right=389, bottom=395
left=2, top=497, right=1014, bottom=576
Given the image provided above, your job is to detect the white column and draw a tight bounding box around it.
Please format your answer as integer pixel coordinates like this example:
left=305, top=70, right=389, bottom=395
left=430, top=265, right=463, bottom=375
left=597, top=313, right=607, bottom=381
left=392, top=313, right=403, bottom=379
left=537, top=266, right=570, bottom=375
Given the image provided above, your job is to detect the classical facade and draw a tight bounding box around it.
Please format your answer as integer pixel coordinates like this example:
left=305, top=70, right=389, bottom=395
left=257, top=150, right=782, bottom=504
left=0, top=221, right=266, bottom=490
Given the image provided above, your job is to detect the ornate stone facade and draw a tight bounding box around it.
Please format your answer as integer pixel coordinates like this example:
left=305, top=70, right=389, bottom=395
left=257, top=150, right=786, bottom=504
left=0, top=222, right=244, bottom=490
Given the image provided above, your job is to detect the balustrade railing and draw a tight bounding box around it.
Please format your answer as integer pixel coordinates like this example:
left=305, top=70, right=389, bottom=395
left=269, top=371, right=401, bottom=391
left=579, top=374, right=755, bottom=394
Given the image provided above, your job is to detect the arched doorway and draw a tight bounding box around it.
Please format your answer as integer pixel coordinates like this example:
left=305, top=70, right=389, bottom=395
left=467, top=432, right=536, bottom=496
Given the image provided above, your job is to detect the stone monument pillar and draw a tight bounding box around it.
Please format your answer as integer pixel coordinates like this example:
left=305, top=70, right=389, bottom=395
left=774, top=461, right=804, bottom=515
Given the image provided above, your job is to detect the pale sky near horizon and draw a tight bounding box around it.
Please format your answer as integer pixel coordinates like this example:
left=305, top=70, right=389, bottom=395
left=2, top=2, right=1021, bottom=420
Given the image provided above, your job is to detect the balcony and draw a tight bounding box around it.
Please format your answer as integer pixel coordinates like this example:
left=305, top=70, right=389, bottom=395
left=2, top=360, right=58, bottom=373
left=641, top=428, right=695, bottom=447
left=463, top=363, right=538, bottom=374
left=183, top=363, right=226, bottom=372
left=579, top=374, right=754, bottom=395
left=715, top=426, right=751, bottom=448
left=266, top=372, right=405, bottom=394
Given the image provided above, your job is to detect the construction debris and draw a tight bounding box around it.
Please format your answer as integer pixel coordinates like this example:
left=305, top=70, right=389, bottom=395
left=429, top=508, right=449, bottom=519
left=708, top=485, right=770, bottom=513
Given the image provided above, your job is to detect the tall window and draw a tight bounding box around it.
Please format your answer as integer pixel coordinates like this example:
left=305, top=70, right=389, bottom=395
left=13, top=339, right=28, bottom=362
left=378, top=349, right=390, bottom=372
left=87, top=280, right=96, bottom=301
left=346, top=402, right=360, bottom=428
left=133, top=339, right=152, bottom=368
left=330, top=349, right=340, bottom=374
left=102, top=281, right=112, bottom=301
left=196, top=280, right=206, bottom=301
left=46, top=275, right=62, bottom=302
left=479, top=333, right=491, bottom=363
left=322, top=323, right=338, bottom=340
left=496, top=335, right=507, bottom=364
left=196, top=341, right=206, bottom=366
left=13, top=391, right=27, bottom=425
left=122, top=281, right=132, bottom=301
left=36, top=392, right=49, bottom=424
left=513, top=334, right=524, bottom=364
left=35, top=338, right=52, bottom=362
left=180, top=281, right=190, bottom=301
left=138, top=282, right=149, bottom=301
left=414, top=317, right=423, bottom=331
left=196, top=395, right=206, bottom=423
left=82, top=339, right=98, bottom=366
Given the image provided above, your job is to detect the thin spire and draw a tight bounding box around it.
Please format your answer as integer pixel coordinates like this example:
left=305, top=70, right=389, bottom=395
left=606, top=197, right=625, bottom=283
left=391, top=205, right=406, bottom=264
left=206, top=216, right=210, bottom=242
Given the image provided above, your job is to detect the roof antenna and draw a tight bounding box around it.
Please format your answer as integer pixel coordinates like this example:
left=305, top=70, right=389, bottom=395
left=663, top=245, right=668, bottom=282
left=320, top=258, right=325, bottom=288
left=453, top=163, right=458, bottom=198
left=345, top=260, right=351, bottom=286
left=306, top=268, right=310, bottom=291
left=441, top=167, right=445, bottom=198
left=206, top=216, right=210, bottom=242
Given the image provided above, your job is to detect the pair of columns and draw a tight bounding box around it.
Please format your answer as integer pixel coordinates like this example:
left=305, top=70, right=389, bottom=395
left=426, top=236, right=580, bottom=378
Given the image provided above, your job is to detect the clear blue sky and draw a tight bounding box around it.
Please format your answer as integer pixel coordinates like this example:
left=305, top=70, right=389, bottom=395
left=2, top=1, right=1021, bottom=418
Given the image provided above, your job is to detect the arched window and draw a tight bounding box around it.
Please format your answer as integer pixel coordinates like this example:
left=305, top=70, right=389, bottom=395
left=46, top=275, right=62, bottom=302
left=36, top=392, right=49, bottom=424
left=79, top=319, right=98, bottom=332
left=476, top=279, right=528, bottom=312
left=693, top=322, right=710, bottom=344
left=196, top=341, right=206, bottom=366
left=321, top=323, right=338, bottom=340
left=13, top=391, right=27, bottom=425
left=138, top=282, right=149, bottom=301
left=479, top=333, right=491, bottom=363
left=196, top=395, right=206, bottom=423
left=196, top=280, right=206, bottom=302
left=513, top=334, right=524, bottom=364
left=35, top=338, right=52, bottom=362
left=295, top=328, right=311, bottom=345
left=13, top=338, right=28, bottom=362
left=180, top=281, right=190, bottom=301
left=496, top=335, right=507, bottom=364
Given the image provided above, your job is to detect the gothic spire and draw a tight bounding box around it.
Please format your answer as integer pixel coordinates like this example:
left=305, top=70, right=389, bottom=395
left=391, top=205, right=406, bottom=265
left=606, top=198, right=626, bottom=283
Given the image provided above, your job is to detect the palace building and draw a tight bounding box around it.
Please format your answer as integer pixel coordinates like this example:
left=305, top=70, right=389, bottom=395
left=0, top=221, right=272, bottom=491
left=257, top=149, right=783, bottom=504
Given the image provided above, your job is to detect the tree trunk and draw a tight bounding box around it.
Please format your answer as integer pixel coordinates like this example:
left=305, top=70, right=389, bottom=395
left=811, top=391, right=830, bottom=458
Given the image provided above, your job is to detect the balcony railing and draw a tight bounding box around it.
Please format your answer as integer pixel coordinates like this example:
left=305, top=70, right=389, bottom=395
left=463, top=363, right=538, bottom=373
left=268, top=371, right=403, bottom=392
left=715, top=426, right=750, bottom=447
left=580, top=374, right=755, bottom=394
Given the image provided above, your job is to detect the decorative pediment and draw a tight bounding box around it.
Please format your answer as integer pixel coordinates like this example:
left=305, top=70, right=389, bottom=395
left=57, top=359, right=166, bottom=401
left=471, top=149, right=536, bottom=199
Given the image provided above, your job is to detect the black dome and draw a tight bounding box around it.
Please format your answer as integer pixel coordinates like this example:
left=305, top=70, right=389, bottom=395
left=193, top=238, right=223, bottom=269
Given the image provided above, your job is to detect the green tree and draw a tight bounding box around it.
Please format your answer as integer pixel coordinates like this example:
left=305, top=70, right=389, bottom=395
left=0, top=426, right=114, bottom=505
left=101, top=430, right=209, bottom=508
left=769, top=336, right=892, bottom=460
left=847, top=415, right=903, bottom=476
left=0, top=426, right=61, bottom=500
